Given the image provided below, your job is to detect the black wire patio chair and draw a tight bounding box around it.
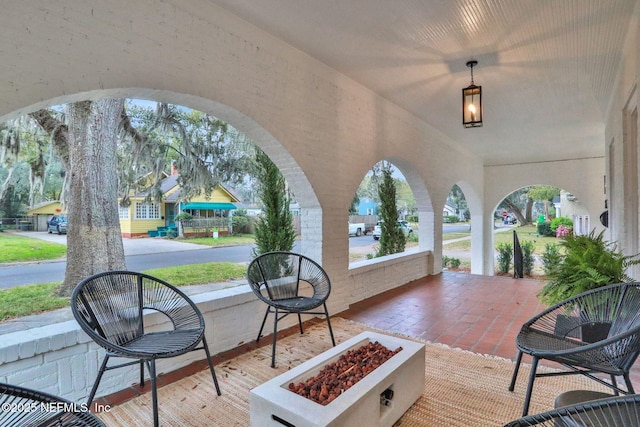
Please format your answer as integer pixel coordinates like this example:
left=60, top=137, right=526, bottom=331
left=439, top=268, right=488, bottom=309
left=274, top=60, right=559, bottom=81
left=502, top=393, right=640, bottom=426
left=71, top=271, right=221, bottom=427
left=508, top=282, right=640, bottom=416
left=246, top=251, right=336, bottom=368
left=0, top=382, right=106, bottom=426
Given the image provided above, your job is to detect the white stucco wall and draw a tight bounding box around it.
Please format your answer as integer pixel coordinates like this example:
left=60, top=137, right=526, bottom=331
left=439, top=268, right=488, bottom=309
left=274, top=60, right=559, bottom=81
left=0, top=1, right=486, bottom=309
left=605, top=3, right=640, bottom=277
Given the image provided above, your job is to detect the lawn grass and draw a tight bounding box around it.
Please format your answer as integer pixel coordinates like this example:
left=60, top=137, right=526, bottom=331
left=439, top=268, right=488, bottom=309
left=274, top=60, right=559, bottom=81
left=0, top=283, right=68, bottom=320
left=143, top=262, right=247, bottom=286
left=0, top=262, right=248, bottom=322
left=443, top=224, right=558, bottom=253
left=0, top=233, right=67, bottom=263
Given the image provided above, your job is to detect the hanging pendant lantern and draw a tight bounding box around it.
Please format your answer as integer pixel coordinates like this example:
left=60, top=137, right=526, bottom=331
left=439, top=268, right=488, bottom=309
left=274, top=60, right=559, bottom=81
left=462, top=60, right=483, bottom=128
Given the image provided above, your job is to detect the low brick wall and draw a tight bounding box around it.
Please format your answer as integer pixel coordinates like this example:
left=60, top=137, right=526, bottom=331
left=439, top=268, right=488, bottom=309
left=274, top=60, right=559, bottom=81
left=0, top=253, right=432, bottom=403
left=0, top=285, right=267, bottom=402
left=348, top=250, right=433, bottom=301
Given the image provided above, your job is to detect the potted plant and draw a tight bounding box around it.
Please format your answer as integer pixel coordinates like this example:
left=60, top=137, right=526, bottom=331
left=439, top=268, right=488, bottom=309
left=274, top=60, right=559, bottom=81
left=538, top=229, right=640, bottom=342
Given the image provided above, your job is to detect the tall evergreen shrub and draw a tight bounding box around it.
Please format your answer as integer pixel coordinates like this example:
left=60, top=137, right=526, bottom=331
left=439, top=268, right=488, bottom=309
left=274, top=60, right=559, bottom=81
left=252, top=150, right=296, bottom=257
left=376, top=167, right=406, bottom=257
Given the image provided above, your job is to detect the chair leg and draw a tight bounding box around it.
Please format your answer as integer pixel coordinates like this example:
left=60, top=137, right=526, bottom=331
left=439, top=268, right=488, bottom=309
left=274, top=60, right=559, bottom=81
left=140, top=360, right=145, bottom=387
left=257, top=306, right=270, bottom=342
left=522, top=356, right=539, bottom=417
left=86, top=355, right=110, bottom=407
left=623, top=373, right=635, bottom=394
left=297, top=313, right=304, bottom=334
left=508, top=350, right=523, bottom=392
left=611, top=374, right=620, bottom=395
left=271, top=308, right=279, bottom=368
left=201, top=335, right=221, bottom=396
left=324, top=303, right=336, bottom=346
left=147, top=360, right=159, bottom=427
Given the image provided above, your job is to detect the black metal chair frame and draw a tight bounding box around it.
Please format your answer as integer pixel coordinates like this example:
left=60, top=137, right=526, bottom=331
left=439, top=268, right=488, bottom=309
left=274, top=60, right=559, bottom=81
left=509, top=282, right=640, bottom=416
left=247, top=251, right=336, bottom=367
left=503, top=393, right=640, bottom=426
left=0, top=382, right=106, bottom=426
left=71, top=270, right=221, bottom=427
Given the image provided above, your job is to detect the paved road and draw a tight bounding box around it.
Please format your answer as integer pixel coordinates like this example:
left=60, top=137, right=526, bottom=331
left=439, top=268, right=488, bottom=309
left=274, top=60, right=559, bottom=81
left=0, top=232, right=268, bottom=288
left=3, top=226, right=474, bottom=288
left=0, top=245, right=261, bottom=289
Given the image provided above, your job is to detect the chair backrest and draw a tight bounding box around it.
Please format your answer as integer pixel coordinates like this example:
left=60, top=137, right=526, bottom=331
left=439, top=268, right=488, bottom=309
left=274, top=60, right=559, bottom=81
left=246, top=251, right=331, bottom=304
left=503, top=394, right=640, bottom=426
left=72, top=271, right=203, bottom=350
left=0, top=383, right=106, bottom=426
left=534, top=282, right=640, bottom=369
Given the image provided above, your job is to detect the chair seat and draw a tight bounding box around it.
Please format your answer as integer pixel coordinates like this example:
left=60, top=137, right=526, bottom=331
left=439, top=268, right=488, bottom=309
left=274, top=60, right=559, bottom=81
left=554, top=390, right=614, bottom=408
left=504, top=394, right=640, bottom=427
left=247, top=251, right=336, bottom=367
left=1, top=383, right=105, bottom=427
left=118, top=328, right=204, bottom=358
left=509, top=283, right=640, bottom=416
left=517, top=330, right=621, bottom=373
left=71, top=271, right=221, bottom=427
left=271, top=296, right=323, bottom=311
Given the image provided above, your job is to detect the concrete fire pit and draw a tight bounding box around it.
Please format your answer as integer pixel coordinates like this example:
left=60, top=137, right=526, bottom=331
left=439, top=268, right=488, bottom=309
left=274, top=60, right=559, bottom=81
left=250, top=331, right=425, bottom=427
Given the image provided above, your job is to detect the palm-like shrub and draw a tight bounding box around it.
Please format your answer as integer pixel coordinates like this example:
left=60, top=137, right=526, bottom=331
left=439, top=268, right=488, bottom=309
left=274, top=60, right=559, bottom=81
left=538, top=230, right=640, bottom=306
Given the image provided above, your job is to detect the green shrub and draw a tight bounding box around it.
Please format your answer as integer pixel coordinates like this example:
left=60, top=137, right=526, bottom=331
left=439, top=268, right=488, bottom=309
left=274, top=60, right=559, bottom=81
left=521, top=240, right=535, bottom=276
left=405, top=214, right=418, bottom=223
left=550, top=216, right=573, bottom=233
left=443, top=215, right=459, bottom=223
left=537, top=222, right=553, bottom=237
left=442, top=255, right=462, bottom=269
left=232, top=213, right=253, bottom=234
left=497, top=242, right=512, bottom=274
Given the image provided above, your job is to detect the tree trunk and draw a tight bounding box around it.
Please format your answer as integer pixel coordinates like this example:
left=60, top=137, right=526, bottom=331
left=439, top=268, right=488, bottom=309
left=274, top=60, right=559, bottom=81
left=502, top=198, right=527, bottom=225
left=58, top=99, right=126, bottom=296
left=524, top=198, right=533, bottom=223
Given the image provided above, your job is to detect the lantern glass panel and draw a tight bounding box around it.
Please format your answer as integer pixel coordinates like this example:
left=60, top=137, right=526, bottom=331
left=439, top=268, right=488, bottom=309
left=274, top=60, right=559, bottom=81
left=462, top=85, right=482, bottom=127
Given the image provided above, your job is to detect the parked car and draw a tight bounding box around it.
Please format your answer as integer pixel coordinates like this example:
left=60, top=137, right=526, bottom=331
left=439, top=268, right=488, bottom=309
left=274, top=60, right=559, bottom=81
left=47, top=215, right=67, bottom=235
left=348, top=222, right=366, bottom=236
left=372, top=220, right=413, bottom=240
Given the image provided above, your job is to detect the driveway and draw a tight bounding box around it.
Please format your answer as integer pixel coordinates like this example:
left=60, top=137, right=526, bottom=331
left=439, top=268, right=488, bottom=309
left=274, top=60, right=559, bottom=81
left=13, top=231, right=207, bottom=256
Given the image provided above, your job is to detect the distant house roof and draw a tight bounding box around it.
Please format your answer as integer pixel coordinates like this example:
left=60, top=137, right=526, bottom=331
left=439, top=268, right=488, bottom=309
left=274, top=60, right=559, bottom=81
left=130, top=173, right=239, bottom=204
left=26, top=201, right=63, bottom=215
left=133, top=174, right=179, bottom=199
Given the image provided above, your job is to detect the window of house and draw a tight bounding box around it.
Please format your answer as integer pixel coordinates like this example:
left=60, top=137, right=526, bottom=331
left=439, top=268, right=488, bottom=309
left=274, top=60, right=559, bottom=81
left=135, top=202, right=161, bottom=220
left=118, top=206, right=130, bottom=220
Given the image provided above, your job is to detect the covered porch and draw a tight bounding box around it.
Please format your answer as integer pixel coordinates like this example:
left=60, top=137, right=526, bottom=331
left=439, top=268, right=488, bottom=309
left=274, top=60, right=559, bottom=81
left=90, top=272, right=640, bottom=425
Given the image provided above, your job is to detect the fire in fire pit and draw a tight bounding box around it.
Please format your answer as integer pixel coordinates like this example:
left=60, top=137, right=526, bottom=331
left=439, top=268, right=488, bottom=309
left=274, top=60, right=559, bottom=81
left=288, top=341, right=402, bottom=405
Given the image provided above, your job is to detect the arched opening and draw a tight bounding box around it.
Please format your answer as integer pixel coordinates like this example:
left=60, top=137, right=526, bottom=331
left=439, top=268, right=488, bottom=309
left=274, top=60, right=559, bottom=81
left=0, top=92, right=323, bottom=290
left=441, top=184, right=472, bottom=273
left=348, top=160, right=420, bottom=264
left=489, top=185, right=590, bottom=278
